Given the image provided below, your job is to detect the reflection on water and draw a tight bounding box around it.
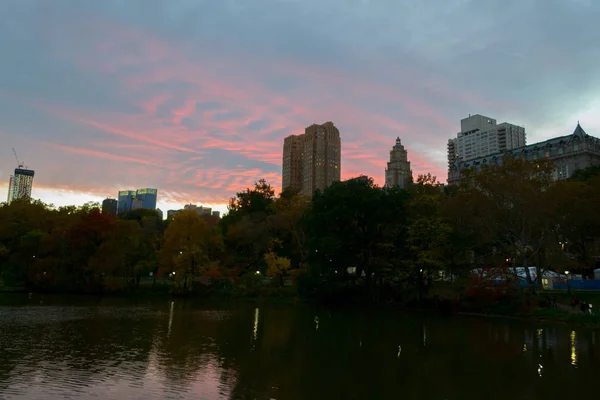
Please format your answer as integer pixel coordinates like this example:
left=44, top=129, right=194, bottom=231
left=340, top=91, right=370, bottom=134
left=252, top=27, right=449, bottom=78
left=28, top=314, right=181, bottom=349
left=0, top=295, right=599, bottom=399
left=571, top=330, right=578, bottom=367
left=253, top=307, right=259, bottom=342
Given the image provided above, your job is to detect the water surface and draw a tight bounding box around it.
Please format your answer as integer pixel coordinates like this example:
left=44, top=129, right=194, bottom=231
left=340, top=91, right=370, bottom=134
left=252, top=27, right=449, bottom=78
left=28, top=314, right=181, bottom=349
left=0, top=294, right=598, bottom=399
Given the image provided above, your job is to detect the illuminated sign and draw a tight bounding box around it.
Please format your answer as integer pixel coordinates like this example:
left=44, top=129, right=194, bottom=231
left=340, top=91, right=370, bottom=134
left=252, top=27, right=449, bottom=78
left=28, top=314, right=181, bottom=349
left=137, top=188, right=157, bottom=195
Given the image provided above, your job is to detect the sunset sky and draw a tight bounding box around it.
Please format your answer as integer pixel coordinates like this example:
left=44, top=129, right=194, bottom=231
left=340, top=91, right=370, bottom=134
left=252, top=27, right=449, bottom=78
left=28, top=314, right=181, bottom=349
left=1, top=0, right=599, bottom=216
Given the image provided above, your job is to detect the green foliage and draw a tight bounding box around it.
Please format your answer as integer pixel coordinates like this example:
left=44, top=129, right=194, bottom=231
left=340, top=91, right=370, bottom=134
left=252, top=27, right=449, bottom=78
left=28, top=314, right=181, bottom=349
left=304, top=176, right=411, bottom=295
left=4, top=157, right=600, bottom=316
left=570, top=164, right=600, bottom=182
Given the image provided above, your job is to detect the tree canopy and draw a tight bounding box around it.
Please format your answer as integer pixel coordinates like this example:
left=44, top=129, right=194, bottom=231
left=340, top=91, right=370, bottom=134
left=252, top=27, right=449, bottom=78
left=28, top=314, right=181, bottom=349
left=2, top=161, right=600, bottom=303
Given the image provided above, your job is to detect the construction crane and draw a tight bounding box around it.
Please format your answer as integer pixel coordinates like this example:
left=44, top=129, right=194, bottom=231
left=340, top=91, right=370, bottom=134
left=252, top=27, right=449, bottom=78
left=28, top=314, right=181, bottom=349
left=12, top=148, right=24, bottom=168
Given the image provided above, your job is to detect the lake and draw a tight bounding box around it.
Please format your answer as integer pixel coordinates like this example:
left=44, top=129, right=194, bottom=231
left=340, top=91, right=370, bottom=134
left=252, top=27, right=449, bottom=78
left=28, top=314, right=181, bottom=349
left=0, top=294, right=598, bottom=399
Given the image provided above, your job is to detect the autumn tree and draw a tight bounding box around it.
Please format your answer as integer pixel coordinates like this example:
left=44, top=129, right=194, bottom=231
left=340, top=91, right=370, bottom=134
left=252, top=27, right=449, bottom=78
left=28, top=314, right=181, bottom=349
left=264, top=238, right=291, bottom=286
left=159, top=210, right=213, bottom=291
left=87, top=219, right=142, bottom=291
left=452, top=157, right=559, bottom=285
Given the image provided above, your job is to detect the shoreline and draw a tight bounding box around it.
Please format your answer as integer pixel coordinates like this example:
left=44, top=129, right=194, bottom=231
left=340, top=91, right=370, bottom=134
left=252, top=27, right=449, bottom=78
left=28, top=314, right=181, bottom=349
left=2, top=290, right=599, bottom=327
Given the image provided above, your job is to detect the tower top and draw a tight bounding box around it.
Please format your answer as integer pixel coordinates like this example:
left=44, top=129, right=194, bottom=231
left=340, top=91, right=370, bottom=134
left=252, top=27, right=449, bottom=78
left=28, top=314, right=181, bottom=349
left=396, top=137, right=401, bottom=145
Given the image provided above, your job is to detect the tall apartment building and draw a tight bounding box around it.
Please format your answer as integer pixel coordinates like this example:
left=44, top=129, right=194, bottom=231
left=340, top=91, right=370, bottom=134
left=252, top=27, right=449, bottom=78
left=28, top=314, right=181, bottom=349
left=282, top=121, right=341, bottom=196
left=7, top=167, right=35, bottom=204
left=385, top=137, right=412, bottom=188
left=447, top=114, right=526, bottom=183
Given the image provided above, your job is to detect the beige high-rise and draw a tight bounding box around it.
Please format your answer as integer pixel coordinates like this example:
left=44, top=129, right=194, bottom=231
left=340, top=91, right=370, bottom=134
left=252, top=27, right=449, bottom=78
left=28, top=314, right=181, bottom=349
left=282, top=121, right=341, bottom=196
left=385, top=137, right=412, bottom=188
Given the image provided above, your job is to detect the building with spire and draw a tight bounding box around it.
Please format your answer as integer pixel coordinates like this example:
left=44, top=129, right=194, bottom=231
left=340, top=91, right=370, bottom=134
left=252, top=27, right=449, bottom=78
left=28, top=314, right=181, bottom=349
left=448, top=122, right=600, bottom=184
left=385, top=137, right=412, bottom=188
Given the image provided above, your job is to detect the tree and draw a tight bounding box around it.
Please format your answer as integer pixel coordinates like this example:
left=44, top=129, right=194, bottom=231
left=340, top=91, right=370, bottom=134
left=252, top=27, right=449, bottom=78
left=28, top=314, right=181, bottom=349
left=304, top=176, right=410, bottom=295
left=264, top=239, right=291, bottom=286
left=159, top=210, right=212, bottom=292
left=552, top=176, right=600, bottom=275
left=405, top=174, right=452, bottom=298
left=221, top=180, right=277, bottom=274
left=452, top=158, right=558, bottom=285
left=226, top=179, right=275, bottom=217
left=267, top=193, right=311, bottom=268
left=87, top=219, right=142, bottom=291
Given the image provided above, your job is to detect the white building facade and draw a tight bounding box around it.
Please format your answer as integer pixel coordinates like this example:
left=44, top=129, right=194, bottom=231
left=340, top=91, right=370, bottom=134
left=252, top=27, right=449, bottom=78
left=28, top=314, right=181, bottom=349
left=447, top=114, right=526, bottom=182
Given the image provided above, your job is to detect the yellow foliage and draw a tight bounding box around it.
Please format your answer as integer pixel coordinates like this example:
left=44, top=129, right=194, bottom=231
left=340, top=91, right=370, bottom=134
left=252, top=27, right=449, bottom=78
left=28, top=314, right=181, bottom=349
left=264, top=251, right=291, bottom=278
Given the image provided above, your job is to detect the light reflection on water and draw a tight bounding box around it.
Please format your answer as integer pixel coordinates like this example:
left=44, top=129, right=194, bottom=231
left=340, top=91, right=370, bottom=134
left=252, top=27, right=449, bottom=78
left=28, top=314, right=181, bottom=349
left=0, top=295, right=599, bottom=399
left=571, top=330, right=578, bottom=367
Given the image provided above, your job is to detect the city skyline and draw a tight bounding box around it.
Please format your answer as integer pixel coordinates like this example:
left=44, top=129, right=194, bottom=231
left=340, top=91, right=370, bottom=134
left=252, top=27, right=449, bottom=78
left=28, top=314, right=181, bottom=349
left=1, top=1, right=599, bottom=214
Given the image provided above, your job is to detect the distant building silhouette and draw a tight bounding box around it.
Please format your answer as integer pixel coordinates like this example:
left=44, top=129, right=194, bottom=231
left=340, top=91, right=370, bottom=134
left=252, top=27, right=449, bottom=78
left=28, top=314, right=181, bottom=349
left=385, top=137, right=412, bottom=188
left=184, top=204, right=212, bottom=216
left=166, top=209, right=181, bottom=221
left=101, top=198, right=118, bottom=215
left=282, top=121, right=341, bottom=196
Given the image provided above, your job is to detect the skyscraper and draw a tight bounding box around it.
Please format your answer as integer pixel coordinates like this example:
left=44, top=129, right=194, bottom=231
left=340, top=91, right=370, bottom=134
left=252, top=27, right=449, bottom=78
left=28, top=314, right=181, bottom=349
left=7, top=167, right=35, bottom=204
left=132, top=188, right=158, bottom=211
left=282, top=121, right=341, bottom=196
left=118, top=188, right=158, bottom=214
left=385, top=137, right=412, bottom=188
left=117, top=190, right=136, bottom=214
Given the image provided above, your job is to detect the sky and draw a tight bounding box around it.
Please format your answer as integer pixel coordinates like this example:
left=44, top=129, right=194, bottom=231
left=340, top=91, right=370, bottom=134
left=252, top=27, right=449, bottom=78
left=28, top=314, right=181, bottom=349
left=1, top=0, right=600, bottom=216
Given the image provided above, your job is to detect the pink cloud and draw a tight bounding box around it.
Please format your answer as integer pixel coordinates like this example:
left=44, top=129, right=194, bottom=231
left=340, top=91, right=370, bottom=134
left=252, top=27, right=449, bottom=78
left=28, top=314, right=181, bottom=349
left=18, top=13, right=473, bottom=208
left=39, top=142, right=161, bottom=167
